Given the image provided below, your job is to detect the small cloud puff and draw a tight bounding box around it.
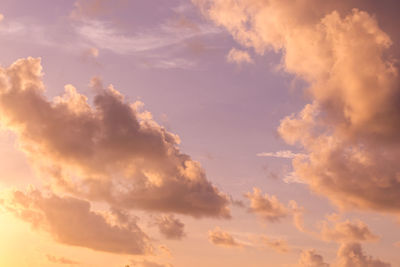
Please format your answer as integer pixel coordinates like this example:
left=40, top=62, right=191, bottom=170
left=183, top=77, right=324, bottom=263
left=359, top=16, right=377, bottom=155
left=245, top=188, right=289, bottom=222
left=208, top=227, right=241, bottom=248
left=226, top=48, right=253, bottom=65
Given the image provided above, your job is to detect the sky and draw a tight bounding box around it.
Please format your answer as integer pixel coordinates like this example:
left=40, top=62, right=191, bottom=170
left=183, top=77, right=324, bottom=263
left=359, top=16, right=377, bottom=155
left=0, top=0, right=399, bottom=266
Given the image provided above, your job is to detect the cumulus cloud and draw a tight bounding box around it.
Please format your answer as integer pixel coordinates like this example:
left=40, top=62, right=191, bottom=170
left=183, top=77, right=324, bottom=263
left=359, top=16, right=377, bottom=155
left=46, top=254, right=79, bottom=265
left=291, top=210, right=378, bottom=244
left=298, top=249, right=329, bottom=267
left=208, top=227, right=241, bottom=247
left=226, top=48, right=253, bottom=64
left=1, top=189, right=151, bottom=255
left=319, top=219, right=378, bottom=243
left=336, top=243, right=391, bottom=267
left=194, top=0, right=400, bottom=215
left=153, top=215, right=186, bottom=240
left=0, top=57, right=230, bottom=218
left=245, top=188, right=289, bottom=222
left=297, top=243, right=391, bottom=267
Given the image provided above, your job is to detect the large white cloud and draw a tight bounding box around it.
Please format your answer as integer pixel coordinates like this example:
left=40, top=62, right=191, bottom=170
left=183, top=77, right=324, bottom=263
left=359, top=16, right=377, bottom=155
left=193, top=0, right=400, bottom=215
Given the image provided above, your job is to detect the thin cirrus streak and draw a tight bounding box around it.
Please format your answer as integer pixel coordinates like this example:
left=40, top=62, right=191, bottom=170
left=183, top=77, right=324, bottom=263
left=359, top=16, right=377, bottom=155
left=46, top=254, right=79, bottom=265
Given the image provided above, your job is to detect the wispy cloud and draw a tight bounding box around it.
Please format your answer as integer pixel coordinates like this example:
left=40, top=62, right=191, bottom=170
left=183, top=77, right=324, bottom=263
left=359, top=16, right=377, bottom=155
left=226, top=48, right=253, bottom=65
left=46, top=254, right=80, bottom=265
left=283, top=171, right=306, bottom=184
left=75, top=19, right=220, bottom=55
left=257, top=150, right=304, bottom=159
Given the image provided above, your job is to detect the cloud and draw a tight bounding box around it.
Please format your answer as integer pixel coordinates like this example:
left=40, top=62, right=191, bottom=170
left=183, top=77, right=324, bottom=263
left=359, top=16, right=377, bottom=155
left=46, top=254, right=79, bottom=265
left=208, top=227, right=241, bottom=247
left=85, top=47, right=99, bottom=58
left=319, top=219, right=378, bottom=243
left=1, top=189, right=151, bottom=255
left=0, top=14, right=4, bottom=22
left=298, top=249, right=330, bottom=267
left=257, top=150, right=304, bottom=159
left=0, top=57, right=230, bottom=218
left=130, top=260, right=173, bottom=267
left=80, top=47, right=100, bottom=65
left=289, top=200, right=306, bottom=232
left=336, top=243, right=391, bottom=267
left=194, top=0, right=400, bottom=215
left=153, top=215, right=186, bottom=240
left=291, top=209, right=378, bottom=244
left=158, top=245, right=173, bottom=258
left=226, top=48, right=253, bottom=64
left=245, top=188, right=289, bottom=222
left=297, top=242, right=392, bottom=267
left=259, top=236, right=289, bottom=253
left=75, top=18, right=220, bottom=56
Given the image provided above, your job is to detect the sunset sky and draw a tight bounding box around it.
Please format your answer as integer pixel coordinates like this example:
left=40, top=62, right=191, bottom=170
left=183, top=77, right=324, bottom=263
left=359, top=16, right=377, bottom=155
left=0, top=0, right=400, bottom=266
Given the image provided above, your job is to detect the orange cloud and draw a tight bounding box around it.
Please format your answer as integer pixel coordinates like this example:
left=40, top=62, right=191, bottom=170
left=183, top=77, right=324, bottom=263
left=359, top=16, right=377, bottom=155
left=245, top=188, right=289, bottom=222
left=46, top=254, right=79, bottom=265
left=208, top=227, right=241, bottom=248
left=153, top=215, right=186, bottom=240
left=336, top=243, right=391, bottom=267
left=1, top=189, right=151, bottom=255
left=130, top=260, right=173, bottom=267
left=226, top=48, right=253, bottom=64
left=298, top=249, right=329, bottom=267
left=194, top=0, right=400, bottom=215
left=259, top=236, right=289, bottom=253
left=298, top=242, right=391, bottom=267
left=319, top=219, right=378, bottom=243
left=0, top=57, right=230, bottom=218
